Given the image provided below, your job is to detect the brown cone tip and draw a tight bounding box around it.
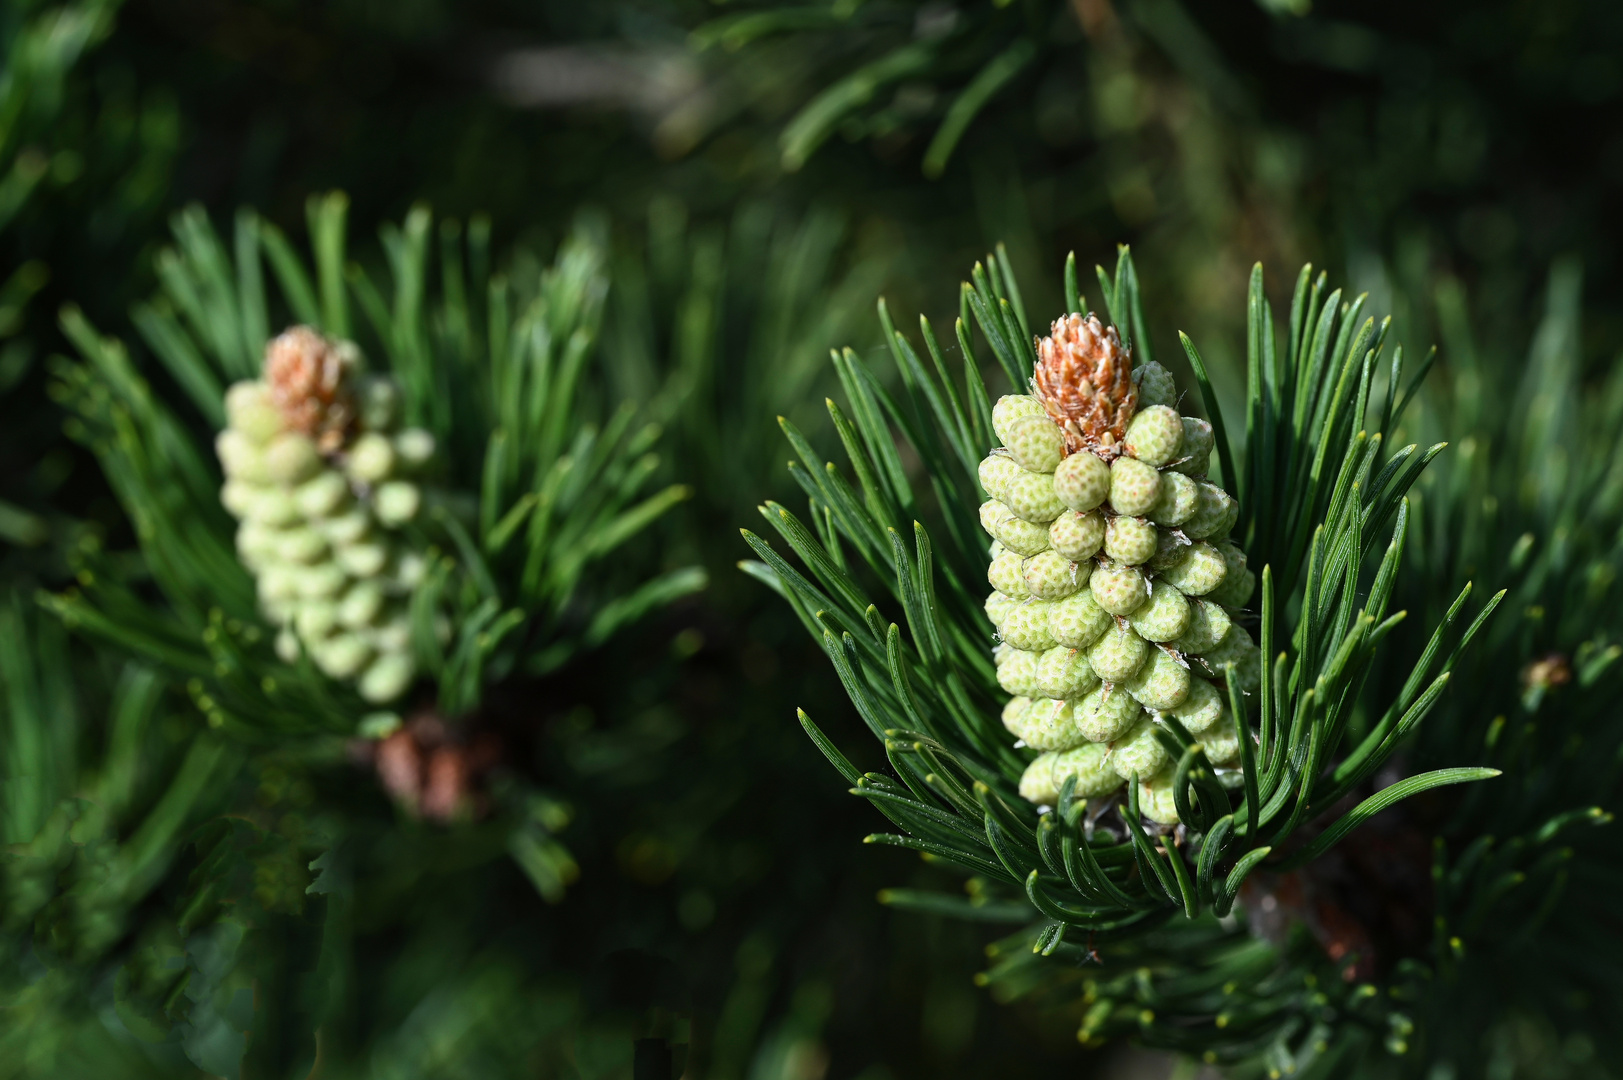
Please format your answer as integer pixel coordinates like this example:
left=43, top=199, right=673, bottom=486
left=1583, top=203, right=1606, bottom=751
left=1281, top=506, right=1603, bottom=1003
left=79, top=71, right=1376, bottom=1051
left=367, top=713, right=502, bottom=823
left=265, top=325, right=355, bottom=453
left=1034, top=313, right=1137, bottom=457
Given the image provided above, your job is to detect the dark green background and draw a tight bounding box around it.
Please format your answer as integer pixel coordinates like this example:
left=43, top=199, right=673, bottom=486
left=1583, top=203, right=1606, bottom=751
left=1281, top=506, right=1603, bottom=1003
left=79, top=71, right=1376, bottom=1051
left=3, top=1, right=1621, bottom=1076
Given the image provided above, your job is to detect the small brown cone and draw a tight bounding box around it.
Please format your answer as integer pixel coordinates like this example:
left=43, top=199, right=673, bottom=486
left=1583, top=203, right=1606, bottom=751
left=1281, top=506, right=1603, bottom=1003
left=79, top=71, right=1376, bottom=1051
left=265, top=325, right=355, bottom=452
left=361, top=713, right=501, bottom=822
left=1034, top=313, right=1137, bottom=458
left=374, top=728, right=424, bottom=809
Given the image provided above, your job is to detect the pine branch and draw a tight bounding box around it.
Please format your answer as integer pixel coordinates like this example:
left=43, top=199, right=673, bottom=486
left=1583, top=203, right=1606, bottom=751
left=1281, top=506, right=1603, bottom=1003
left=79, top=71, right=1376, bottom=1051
left=745, top=246, right=1504, bottom=1068
left=47, top=196, right=703, bottom=735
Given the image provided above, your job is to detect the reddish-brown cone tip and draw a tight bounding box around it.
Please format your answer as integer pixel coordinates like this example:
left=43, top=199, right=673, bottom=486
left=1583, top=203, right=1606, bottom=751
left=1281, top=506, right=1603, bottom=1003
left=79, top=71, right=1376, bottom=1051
left=265, top=325, right=355, bottom=453
left=366, top=712, right=502, bottom=823
left=1034, top=313, right=1137, bottom=457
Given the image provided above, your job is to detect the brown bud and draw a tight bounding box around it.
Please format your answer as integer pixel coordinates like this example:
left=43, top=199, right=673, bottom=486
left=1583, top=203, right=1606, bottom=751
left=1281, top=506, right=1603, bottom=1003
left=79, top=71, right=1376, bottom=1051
left=362, top=713, right=500, bottom=822
left=265, top=325, right=355, bottom=453
left=1033, top=313, right=1137, bottom=458
left=422, top=746, right=472, bottom=823
left=374, top=729, right=424, bottom=809
left=1523, top=653, right=1572, bottom=692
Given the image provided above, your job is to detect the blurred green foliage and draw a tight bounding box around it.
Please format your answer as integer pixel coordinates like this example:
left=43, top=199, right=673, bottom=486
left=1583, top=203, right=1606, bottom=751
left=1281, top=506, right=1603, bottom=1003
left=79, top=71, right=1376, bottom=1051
left=1, top=0, right=1621, bottom=1077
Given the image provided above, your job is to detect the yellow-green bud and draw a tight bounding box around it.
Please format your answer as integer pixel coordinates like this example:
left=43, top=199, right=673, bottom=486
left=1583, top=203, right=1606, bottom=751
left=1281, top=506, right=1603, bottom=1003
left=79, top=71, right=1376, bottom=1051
left=394, top=428, right=436, bottom=469
left=220, top=480, right=259, bottom=518
left=1121, top=647, right=1191, bottom=711
left=1000, top=600, right=1057, bottom=651
left=1087, top=623, right=1148, bottom=683
left=1054, top=451, right=1111, bottom=512
left=1109, top=716, right=1169, bottom=781
left=985, top=591, right=1018, bottom=630
left=295, top=601, right=339, bottom=642
left=1050, top=510, right=1106, bottom=560
left=394, top=551, right=429, bottom=589
left=1137, top=771, right=1181, bottom=824
left=1134, top=362, right=1177, bottom=409
left=1198, top=725, right=1242, bottom=766
left=275, top=626, right=301, bottom=664
left=235, top=521, right=280, bottom=567
left=1128, top=579, right=1191, bottom=642
left=988, top=547, right=1030, bottom=598
left=1160, top=541, right=1227, bottom=596
left=216, top=429, right=270, bottom=484
left=1198, top=625, right=1261, bottom=694
left=1000, top=468, right=1066, bottom=524
left=992, top=395, right=1047, bottom=446
left=277, top=528, right=328, bottom=565
left=1210, top=566, right=1256, bottom=609
left=978, top=454, right=1020, bottom=500
left=336, top=540, right=389, bottom=578
left=980, top=500, right=1050, bottom=557
left=997, top=648, right=1042, bottom=696
left=1005, top=413, right=1065, bottom=473
left=1147, top=528, right=1192, bottom=571
left=313, top=633, right=373, bottom=679
left=1173, top=598, right=1231, bottom=655
left=1090, top=560, right=1148, bottom=616
left=1181, top=482, right=1237, bottom=540
left=371, top=613, right=413, bottom=654
left=1104, top=516, right=1158, bottom=565
left=1075, top=684, right=1142, bottom=742
left=1035, top=645, right=1098, bottom=699
left=223, top=361, right=427, bottom=704
left=247, top=489, right=300, bottom=528
left=1022, top=696, right=1085, bottom=752
left=358, top=652, right=415, bottom=703
left=1201, top=622, right=1254, bottom=667
left=260, top=595, right=295, bottom=624
left=264, top=432, right=322, bottom=486
left=1002, top=695, right=1033, bottom=735
left=1109, top=456, right=1160, bottom=516
left=1213, top=492, right=1239, bottom=538
left=990, top=343, right=1257, bottom=799
left=295, top=470, right=350, bottom=519
left=1050, top=742, right=1125, bottom=799
left=357, top=376, right=400, bottom=431
left=257, top=565, right=299, bottom=606
left=1207, top=542, right=1254, bottom=608
left=374, top=481, right=422, bottom=526
left=225, top=381, right=283, bottom=443
left=1023, top=550, right=1086, bottom=600
left=338, top=581, right=386, bottom=628
left=1048, top=589, right=1113, bottom=649
left=1169, top=677, right=1224, bottom=733
left=1124, top=405, right=1183, bottom=467
left=347, top=431, right=397, bottom=484
left=1146, top=470, right=1199, bottom=527
left=1019, top=754, right=1062, bottom=805
left=296, top=562, right=347, bottom=600
left=321, top=507, right=371, bottom=545
left=1171, top=417, right=1214, bottom=477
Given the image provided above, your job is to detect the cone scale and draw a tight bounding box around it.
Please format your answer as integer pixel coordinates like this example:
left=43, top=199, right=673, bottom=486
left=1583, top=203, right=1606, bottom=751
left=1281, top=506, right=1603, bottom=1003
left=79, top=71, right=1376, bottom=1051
left=981, top=314, right=1260, bottom=823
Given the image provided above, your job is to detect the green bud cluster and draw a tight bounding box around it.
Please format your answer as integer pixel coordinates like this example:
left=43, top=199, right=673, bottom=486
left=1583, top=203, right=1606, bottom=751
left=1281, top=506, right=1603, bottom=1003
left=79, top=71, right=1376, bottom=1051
left=983, top=358, right=1260, bottom=824
left=216, top=349, right=436, bottom=704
